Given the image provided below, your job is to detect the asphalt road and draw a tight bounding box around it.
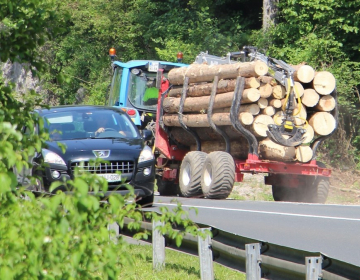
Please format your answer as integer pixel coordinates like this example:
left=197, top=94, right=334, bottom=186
left=152, top=196, right=360, bottom=267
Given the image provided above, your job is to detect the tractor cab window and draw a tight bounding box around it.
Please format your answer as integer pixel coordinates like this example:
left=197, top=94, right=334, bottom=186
left=128, top=69, right=159, bottom=111
left=108, top=67, right=122, bottom=106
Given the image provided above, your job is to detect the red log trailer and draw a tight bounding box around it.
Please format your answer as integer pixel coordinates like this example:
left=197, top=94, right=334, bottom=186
left=153, top=47, right=337, bottom=203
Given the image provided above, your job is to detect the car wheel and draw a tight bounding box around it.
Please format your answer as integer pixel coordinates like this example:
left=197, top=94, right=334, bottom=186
left=201, top=151, right=235, bottom=199
left=179, top=151, right=207, bottom=197
left=138, top=193, right=154, bottom=208
left=156, top=176, right=180, bottom=196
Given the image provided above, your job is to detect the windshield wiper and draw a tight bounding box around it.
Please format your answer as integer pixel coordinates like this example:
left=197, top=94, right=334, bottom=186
left=95, top=136, right=125, bottom=139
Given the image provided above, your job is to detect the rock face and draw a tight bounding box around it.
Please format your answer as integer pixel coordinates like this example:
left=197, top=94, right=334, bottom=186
left=1, top=61, right=59, bottom=105
left=1, top=61, right=40, bottom=93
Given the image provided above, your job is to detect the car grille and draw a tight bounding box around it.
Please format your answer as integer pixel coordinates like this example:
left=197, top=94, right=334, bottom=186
left=71, top=161, right=134, bottom=174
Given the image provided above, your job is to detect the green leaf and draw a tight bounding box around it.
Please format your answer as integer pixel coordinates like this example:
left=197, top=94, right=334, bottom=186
left=73, top=178, right=89, bottom=195
left=175, top=234, right=183, bottom=247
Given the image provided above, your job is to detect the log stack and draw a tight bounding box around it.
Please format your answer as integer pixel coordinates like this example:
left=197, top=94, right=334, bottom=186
left=162, top=61, right=337, bottom=163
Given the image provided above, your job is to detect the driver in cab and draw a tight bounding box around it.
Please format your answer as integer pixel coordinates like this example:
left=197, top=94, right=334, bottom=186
left=94, top=114, right=126, bottom=136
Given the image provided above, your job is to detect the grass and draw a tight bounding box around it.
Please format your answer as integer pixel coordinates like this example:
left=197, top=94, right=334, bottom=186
left=119, top=244, right=245, bottom=280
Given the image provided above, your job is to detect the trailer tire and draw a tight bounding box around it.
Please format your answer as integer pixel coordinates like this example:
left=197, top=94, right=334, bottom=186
left=272, top=185, right=297, bottom=202
left=179, top=151, right=207, bottom=197
left=156, top=176, right=180, bottom=196
left=306, top=178, right=329, bottom=203
left=271, top=175, right=329, bottom=203
left=201, top=151, right=235, bottom=199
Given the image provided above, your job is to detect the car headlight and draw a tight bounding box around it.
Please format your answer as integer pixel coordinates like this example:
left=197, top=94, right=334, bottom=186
left=138, top=146, right=154, bottom=163
left=42, top=149, right=66, bottom=165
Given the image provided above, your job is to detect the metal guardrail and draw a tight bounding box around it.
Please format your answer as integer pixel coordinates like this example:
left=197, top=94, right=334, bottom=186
left=117, top=217, right=360, bottom=280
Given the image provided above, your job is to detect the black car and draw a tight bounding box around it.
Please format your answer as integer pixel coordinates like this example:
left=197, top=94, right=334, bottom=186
left=16, top=105, right=155, bottom=206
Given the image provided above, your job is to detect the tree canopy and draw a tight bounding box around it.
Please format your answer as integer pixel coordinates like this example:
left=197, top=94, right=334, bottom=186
left=2, top=0, right=360, bottom=167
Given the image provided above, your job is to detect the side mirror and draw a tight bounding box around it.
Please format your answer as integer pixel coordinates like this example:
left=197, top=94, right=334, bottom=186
left=141, top=129, right=153, bottom=141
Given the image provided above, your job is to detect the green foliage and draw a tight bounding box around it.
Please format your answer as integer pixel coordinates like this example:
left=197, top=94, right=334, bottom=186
left=0, top=0, right=65, bottom=71
left=0, top=173, right=205, bottom=279
left=37, top=0, right=264, bottom=103
left=1, top=1, right=209, bottom=278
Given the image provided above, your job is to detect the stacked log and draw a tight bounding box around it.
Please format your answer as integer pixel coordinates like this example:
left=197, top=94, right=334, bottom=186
left=163, top=60, right=337, bottom=163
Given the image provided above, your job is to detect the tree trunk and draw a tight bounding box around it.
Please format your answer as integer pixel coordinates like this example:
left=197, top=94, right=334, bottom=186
left=259, top=138, right=295, bottom=161
left=294, top=82, right=304, bottom=97
left=259, top=82, right=273, bottom=98
left=301, top=88, right=320, bottom=107
left=252, top=114, right=275, bottom=137
left=262, top=106, right=276, bottom=116
left=169, top=126, right=248, bottom=145
left=295, top=146, right=313, bottom=163
left=302, top=124, right=314, bottom=144
left=263, top=0, right=279, bottom=30
left=258, top=97, right=268, bottom=109
left=272, top=85, right=286, bottom=99
left=292, top=64, right=315, bottom=83
left=190, top=140, right=249, bottom=159
left=163, top=89, right=261, bottom=113
left=259, top=75, right=276, bottom=85
left=163, top=112, right=253, bottom=127
left=293, top=103, right=307, bottom=125
left=308, top=112, right=336, bottom=136
left=269, top=98, right=282, bottom=108
left=212, top=103, right=261, bottom=115
left=313, top=71, right=336, bottom=95
left=168, top=77, right=260, bottom=98
left=315, top=95, right=336, bottom=112
left=168, top=61, right=268, bottom=85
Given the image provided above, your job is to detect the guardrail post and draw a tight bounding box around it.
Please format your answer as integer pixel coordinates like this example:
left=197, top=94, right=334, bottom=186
left=246, top=243, right=261, bottom=280
left=198, top=227, right=214, bottom=280
left=306, top=256, right=322, bottom=280
left=152, top=220, right=165, bottom=271
left=107, top=222, right=119, bottom=244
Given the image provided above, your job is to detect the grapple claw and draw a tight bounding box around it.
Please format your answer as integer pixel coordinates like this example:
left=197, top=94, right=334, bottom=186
left=267, top=124, right=306, bottom=147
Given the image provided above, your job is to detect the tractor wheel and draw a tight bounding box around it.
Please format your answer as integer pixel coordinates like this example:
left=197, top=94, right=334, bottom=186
left=200, top=151, right=235, bottom=199
left=156, top=176, right=180, bottom=196
left=179, top=151, right=207, bottom=197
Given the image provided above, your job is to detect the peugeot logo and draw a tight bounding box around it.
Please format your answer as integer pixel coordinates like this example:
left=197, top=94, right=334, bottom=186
left=93, top=150, right=110, bottom=158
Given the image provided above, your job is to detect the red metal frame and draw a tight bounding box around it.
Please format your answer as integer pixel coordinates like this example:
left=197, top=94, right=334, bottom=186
left=154, top=71, right=188, bottom=161
left=234, top=153, right=331, bottom=179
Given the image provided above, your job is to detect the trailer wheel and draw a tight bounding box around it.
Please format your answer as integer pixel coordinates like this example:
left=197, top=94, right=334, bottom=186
left=179, top=151, right=207, bottom=197
left=272, top=185, right=297, bottom=202
left=156, top=176, right=180, bottom=196
left=302, top=178, right=329, bottom=203
left=271, top=175, right=329, bottom=203
left=201, top=151, right=235, bottom=199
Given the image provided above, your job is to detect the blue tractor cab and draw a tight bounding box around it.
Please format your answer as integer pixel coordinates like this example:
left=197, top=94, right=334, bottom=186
left=107, top=52, right=188, bottom=128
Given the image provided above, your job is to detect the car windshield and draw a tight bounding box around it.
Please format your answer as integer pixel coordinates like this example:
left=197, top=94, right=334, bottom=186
left=42, top=108, right=139, bottom=141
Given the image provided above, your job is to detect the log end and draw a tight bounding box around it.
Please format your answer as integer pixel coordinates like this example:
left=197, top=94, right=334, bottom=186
left=313, top=71, right=336, bottom=95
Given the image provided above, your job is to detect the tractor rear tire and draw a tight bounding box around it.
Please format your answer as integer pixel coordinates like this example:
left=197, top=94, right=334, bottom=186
left=156, top=176, right=180, bottom=196
left=179, top=151, right=207, bottom=197
left=200, top=151, right=235, bottom=199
